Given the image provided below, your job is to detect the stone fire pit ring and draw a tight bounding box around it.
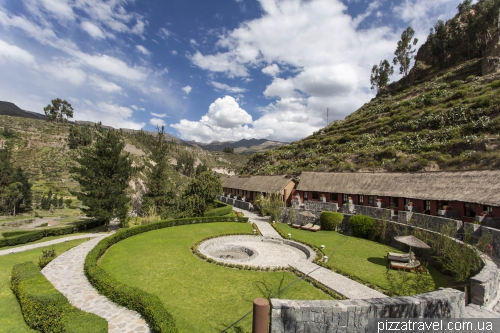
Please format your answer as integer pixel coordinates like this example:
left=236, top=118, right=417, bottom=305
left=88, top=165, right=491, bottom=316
left=197, top=235, right=315, bottom=268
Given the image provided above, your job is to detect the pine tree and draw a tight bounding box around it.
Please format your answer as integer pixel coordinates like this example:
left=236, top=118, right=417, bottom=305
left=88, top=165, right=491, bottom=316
left=71, top=125, right=132, bottom=225
left=181, top=171, right=222, bottom=216
left=142, top=126, right=175, bottom=217
left=0, top=148, right=32, bottom=215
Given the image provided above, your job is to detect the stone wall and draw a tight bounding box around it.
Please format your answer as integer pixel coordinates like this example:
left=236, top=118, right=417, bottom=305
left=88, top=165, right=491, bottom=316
left=304, top=201, right=339, bottom=212
left=219, top=195, right=256, bottom=211
left=397, top=211, right=463, bottom=232
left=470, top=258, right=499, bottom=306
left=279, top=208, right=319, bottom=226
left=270, top=289, right=465, bottom=333
left=356, top=206, right=394, bottom=220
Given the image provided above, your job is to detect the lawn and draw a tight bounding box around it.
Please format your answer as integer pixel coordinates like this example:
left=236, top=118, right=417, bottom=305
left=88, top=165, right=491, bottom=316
left=0, top=239, right=88, bottom=332
left=99, top=222, right=333, bottom=332
left=276, top=224, right=450, bottom=294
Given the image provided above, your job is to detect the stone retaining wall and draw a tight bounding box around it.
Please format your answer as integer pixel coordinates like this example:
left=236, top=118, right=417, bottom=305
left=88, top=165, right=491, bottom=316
left=279, top=208, right=319, bottom=226
left=219, top=196, right=255, bottom=211
left=270, top=289, right=465, bottom=333
left=304, top=201, right=339, bottom=212
left=470, top=258, right=499, bottom=306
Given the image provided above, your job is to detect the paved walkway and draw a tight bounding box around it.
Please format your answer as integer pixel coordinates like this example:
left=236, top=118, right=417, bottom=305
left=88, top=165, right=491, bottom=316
left=0, top=233, right=101, bottom=256
left=241, top=208, right=387, bottom=299
left=42, top=235, right=150, bottom=333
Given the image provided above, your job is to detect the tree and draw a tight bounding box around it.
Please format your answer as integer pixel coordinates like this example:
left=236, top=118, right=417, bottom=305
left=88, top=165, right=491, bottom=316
left=67, top=125, right=92, bottom=149
left=256, top=192, right=284, bottom=223
left=0, top=148, right=32, bottom=215
left=195, top=163, right=209, bottom=176
left=71, top=125, right=132, bottom=225
left=3, top=182, right=23, bottom=216
left=370, top=60, right=394, bottom=91
left=223, top=146, right=234, bottom=154
left=43, top=98, right=74, bottom=122
left=142, top=126, right=176, bottom=217
left=181, top=171, right=222, bottom=216
left=393, top=27, right=418, bottom=77
left=176, top=150, right=195, bottom=177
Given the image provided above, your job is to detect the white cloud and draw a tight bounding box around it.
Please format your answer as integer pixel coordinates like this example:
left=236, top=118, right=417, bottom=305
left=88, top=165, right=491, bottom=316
left=159, top=27, right=171, bottom=39
left=75, top=53, right=148, bottom=81
left=210, top=81, right=246, bottom=93
left=39, top=0, right=75, bottom=21
left=81, top=21, right=105, bottom=39
left=261, top=64, right=280, bottom=77
left=88, top=75, right=122, bottom=92
left=75, top=101, right=145, bottom=130
left=171, top=50, right=177, bottom=55
left=42, top=60, right=87, bottom=85
left=171, top=96, right=271, bottom=142
left=0, top=39, right=37, bottom=67
left=136, top=45, right=150, bottom=56
left=131, top=105, right=145, bottom=111
left=150, top=112, right=167, bottom=118
left=182, top=85, right=192, bottom=94
left=150, top=118, right=166, bottom=127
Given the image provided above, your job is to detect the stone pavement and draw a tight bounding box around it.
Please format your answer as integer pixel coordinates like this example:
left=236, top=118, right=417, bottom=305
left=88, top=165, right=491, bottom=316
left=42, top=235, right=150, bottom=333
left=241, top=208, right=387, bottom=299
left=0, top=233, right=101, bottom=256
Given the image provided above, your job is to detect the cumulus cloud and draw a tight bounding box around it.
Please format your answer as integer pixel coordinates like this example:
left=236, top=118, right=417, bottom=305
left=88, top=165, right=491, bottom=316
left=81, top=21, right=105, bottom=39
left=136, top=45, right=150, bottom=56
left=171, top=96, right=272, bottom=142
left=150, top=118, right=166, bottom=127
left=261, top=64, right=280, bottom=77
left=182, top=85, right=192, bottom=94
left=210, top=81, right=246, bottom=93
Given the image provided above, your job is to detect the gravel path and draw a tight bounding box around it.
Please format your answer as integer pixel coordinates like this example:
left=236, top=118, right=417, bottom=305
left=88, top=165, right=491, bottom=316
left=42, top=235, right=150, bottom=333
left=0, top=234, right=101, bottom=256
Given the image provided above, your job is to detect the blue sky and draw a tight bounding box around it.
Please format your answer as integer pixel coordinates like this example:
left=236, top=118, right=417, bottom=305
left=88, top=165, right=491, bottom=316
left=0, top=0, right=461, bottom=143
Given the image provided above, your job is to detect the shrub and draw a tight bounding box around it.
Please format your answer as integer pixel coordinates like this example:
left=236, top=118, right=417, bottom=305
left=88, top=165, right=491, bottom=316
left=85, top=216, right=248, bottom=333
left=449, top=80, right=462, bottom=88
left=1, top=230, right=31, bottom=238
left=11, top=261, right=107, bottom=333
left=203, top=200, right=233, bottom=217
left=349, top=215, right=375, bottom=239
left=38, top=247, right=57, bottom=269
left=320, top=212, right=344, bottom=231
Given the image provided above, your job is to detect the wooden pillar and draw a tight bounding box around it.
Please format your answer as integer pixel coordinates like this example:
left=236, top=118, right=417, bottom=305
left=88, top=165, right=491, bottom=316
left=252, top=298, right=269, bottom=333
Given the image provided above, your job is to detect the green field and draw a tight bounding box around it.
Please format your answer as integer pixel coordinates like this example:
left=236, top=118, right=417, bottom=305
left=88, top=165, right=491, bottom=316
left=275, top=223, right=450, bottom=294
left=0, top=239, right=88, bottom=332
left=99, top=222, right=333, bottom=332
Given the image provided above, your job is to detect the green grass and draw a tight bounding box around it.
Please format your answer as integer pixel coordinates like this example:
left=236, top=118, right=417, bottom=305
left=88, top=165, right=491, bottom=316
left=276, top=224, right=450, bottom=294
left=0, top=239, right=88, bottom=332
left=99, top=222, right=333, bottom=332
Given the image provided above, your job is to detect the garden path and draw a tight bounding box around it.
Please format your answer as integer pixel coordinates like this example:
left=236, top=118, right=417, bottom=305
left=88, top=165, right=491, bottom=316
left=42, top=235, right=150, bottom=333
left=241, top=208, right=387, bottom=299
left=0, top=233, right=101, bottom=256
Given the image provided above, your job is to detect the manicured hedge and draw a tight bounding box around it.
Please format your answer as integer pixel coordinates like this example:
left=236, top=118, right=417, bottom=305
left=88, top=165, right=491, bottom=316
left=85, top=216, right=248, bottom=333
left=203, top=200, right=233, bottom=217
left=320, top=211, right=344, bottom=231
left=349, top=214, right=375, bottom=239
left=11, top=261, right=107, bottom=333
left=0, top=219, right=105, bottom=248
left=2, top=230, right=31, bottom=238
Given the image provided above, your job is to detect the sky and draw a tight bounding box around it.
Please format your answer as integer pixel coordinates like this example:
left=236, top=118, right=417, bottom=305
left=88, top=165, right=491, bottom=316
left=0, top=0, right=463, bottom=143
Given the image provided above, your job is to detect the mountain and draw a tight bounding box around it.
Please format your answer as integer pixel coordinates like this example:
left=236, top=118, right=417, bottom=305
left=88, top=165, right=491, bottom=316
left=192, top=138, right=287, bottom=154
left=0, top=101, right=46, bottom=120
left=242, top=0, right=500, bottom=176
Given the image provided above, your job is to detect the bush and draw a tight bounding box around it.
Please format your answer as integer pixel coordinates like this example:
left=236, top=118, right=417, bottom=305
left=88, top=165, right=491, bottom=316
left=320, top=212, right=344, bottom=231
left=349, top=215, right=375, bottom=239
left=1, top=230, right=31, bottom=238
left=85, top=216, right=248, bottom=333
left=11, top=261, right=107, bottom=333
left=203, top=200, right=233, bottom=217
left=38, top=247, right=57, bottom=269
left=0, top=219, right=105, bottom=248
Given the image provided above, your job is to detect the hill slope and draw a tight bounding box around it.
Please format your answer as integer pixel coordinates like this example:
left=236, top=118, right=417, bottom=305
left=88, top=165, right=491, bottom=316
left=243, top=59, right=500, bottom=176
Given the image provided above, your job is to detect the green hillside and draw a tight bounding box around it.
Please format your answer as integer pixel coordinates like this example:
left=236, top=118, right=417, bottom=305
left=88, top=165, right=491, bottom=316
left=243, top=0, right=500, bottom=176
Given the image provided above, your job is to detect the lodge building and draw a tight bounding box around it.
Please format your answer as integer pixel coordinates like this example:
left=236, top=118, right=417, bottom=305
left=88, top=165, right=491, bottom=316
left=221, top=175, right=295, bottom=206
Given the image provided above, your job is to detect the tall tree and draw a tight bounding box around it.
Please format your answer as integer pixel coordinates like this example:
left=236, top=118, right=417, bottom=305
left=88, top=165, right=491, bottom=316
left=142, top=126, right=175, bottom=216
left=370, top=60, right=394, bottom=91
left=180, top=171, right=222, bottom=216
left=393, top=27, right=418, bottom=77
left=43, top=98, right=74, bottom=122
left=0, top=148, right=32, bottom=215
left=71, top=125, right=132, bottom=225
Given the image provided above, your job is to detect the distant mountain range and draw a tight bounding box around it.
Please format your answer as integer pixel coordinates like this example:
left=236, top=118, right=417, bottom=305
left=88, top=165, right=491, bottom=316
left=0, top=101, right=286, bottom=154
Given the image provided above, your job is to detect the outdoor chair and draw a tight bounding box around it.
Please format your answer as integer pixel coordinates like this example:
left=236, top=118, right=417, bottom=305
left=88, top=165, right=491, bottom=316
left=291, top=223, right=301, bottom=229
left=387, top=252, right=415, bottom=263
left=300, top=223, right=314, bottom=230
left=309, top=225, right=321, bottom=232
left=390, top=260, right=421, bottom=271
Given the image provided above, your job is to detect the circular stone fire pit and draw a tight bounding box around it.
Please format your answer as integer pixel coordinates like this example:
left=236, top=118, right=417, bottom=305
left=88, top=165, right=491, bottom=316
left=197, top=235, right=314, bottom=268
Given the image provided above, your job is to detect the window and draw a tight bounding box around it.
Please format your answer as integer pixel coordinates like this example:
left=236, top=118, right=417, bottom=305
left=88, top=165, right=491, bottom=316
left=330, top=193, right=338, bottom=201
left=405, top=198, right=411, bottom=205
left=465, top=203, right=476, bottom=217
left=438, top=201, right=449, bottom=210
left=303, top=191, right=308, bottom=201
left=425, top=200, right=431, bottom=212
left=312, top=191, right=319, bottom=200
left=483, top=205, right=493, bottom=214
left=389, top=197, right=398, bottom=208
left=342, top=194, right=348, bottom=203
left=359, top=195, right=364, bottom=204
left=368, top=196, right=376, bottom=205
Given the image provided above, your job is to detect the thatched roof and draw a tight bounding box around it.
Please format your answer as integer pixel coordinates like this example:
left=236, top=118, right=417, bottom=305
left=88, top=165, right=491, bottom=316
left=221, top=175, right=294, bottom=193
left=296, top=171, right=500, bottom=206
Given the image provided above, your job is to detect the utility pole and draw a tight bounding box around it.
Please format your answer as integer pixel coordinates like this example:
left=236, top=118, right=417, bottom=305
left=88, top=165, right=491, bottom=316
left=327, top=107, right=329, bottom=126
